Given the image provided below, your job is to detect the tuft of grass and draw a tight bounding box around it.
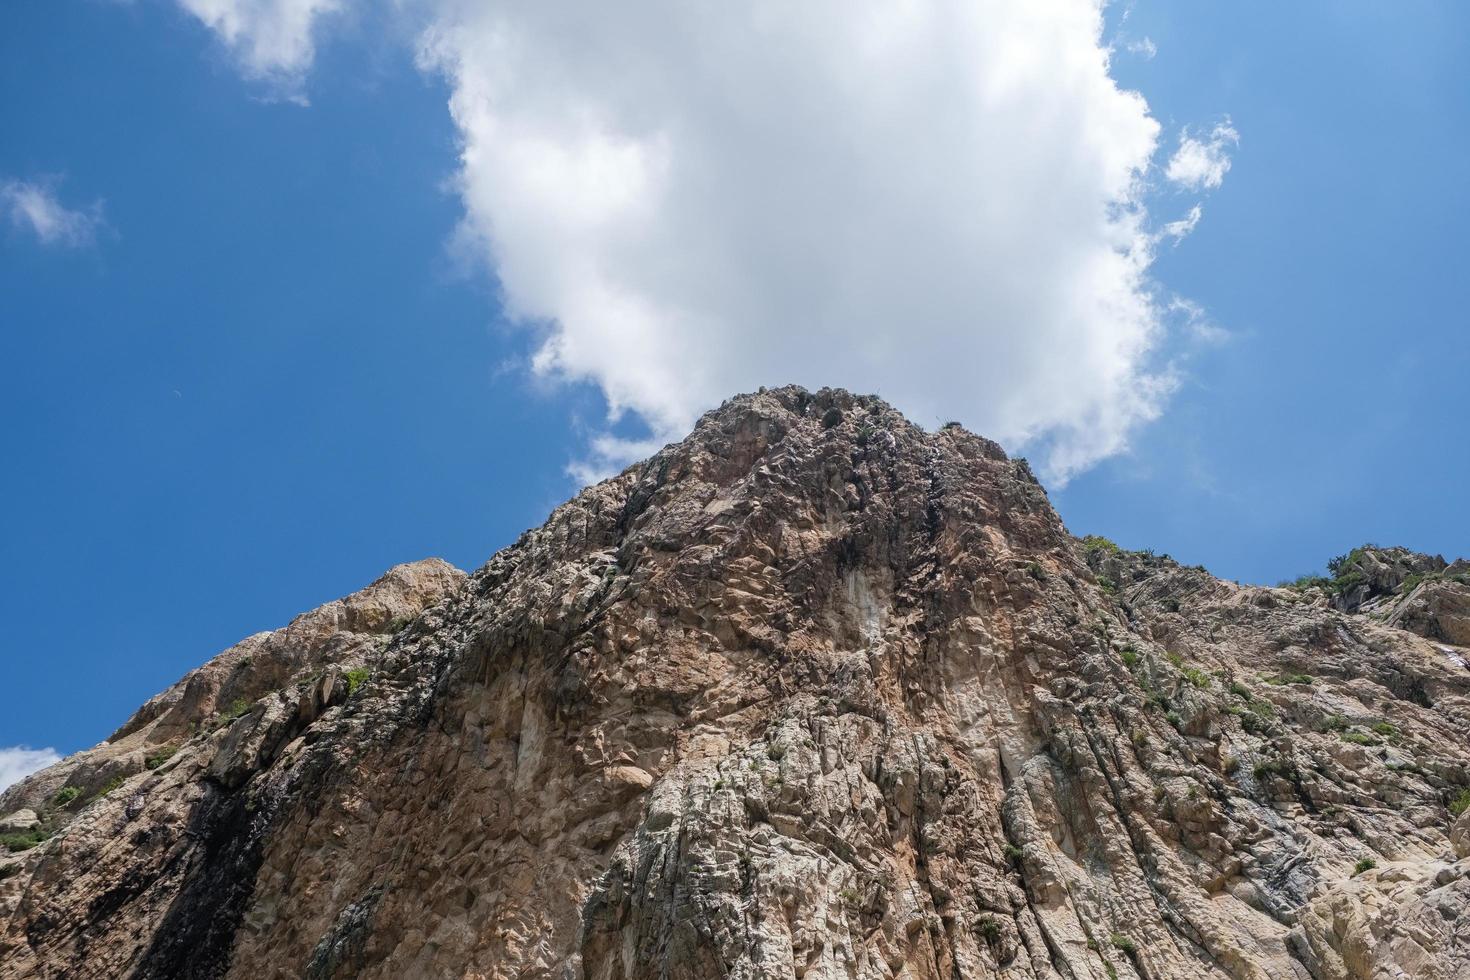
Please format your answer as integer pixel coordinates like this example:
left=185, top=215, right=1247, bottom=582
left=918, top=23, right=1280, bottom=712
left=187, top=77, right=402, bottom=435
left=1165, top=710, right=1184, bottom=730
left=1097, top=576, right=1119, bottom=596
left=0, top=864, right=20, bottom=880
left=1340, top=731, right=1379, bottom=746
left=1371, top=721, right=1398, bottom=738
left=1229, top=681, right=1254, bottom=700
left=1003, top=843, right=1025, bottom=864
left=1120, top=648, right=1140, bottom=668
left=1110, top=933, right=1138, bottom=959
left=345, top=668, right=370, bottom=695
left=1352, top=857, right=1377, bottom=876
left=1266, top=673, right=1314, bottom=686
left=977, top=916, right=1001, bottom=943
left=1166, top=651, right=1185, bottom=668
left=52, top=786, right=81, bottom=807
left=1318, top=714, right=1348, bottom=732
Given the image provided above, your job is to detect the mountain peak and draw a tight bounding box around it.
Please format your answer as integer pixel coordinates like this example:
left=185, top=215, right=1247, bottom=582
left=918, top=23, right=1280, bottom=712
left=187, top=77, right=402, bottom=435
left=3, top=389, right=1470, bottom=979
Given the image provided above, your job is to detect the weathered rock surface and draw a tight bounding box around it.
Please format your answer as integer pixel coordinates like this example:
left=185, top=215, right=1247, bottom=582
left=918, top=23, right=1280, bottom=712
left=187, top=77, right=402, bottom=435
left=2, top=386, right=1467, bottom=979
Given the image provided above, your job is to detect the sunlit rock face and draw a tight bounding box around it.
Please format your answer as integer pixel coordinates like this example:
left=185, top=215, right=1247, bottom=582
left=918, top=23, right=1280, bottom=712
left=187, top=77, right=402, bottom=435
left=3, top=386, right=1469, bottom=980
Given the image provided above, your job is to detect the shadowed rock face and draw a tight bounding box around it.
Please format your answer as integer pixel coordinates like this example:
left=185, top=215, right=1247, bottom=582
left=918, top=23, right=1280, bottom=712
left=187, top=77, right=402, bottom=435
left=2, top=386, right=1469, bottom=980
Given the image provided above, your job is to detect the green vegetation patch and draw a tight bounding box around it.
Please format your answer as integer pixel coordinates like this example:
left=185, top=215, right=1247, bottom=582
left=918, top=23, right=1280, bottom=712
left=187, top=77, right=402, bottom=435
left=1353, top=857, right=1377, bottom=876
left=52, top=786, right=81, bottom=807
left=1265, top=673, right=1313, bottom=686
left=1, top=827, right=50, bottom=853
left=345, top=668, right=370, bottom=694
left=1449, top=788, right=1470, bottom=817
left=145, top=746, right=180, bottom=770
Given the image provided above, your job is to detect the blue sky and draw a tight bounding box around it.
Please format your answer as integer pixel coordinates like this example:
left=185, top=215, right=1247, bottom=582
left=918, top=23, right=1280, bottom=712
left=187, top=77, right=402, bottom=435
left=1, top=2, right=1466, bottom=769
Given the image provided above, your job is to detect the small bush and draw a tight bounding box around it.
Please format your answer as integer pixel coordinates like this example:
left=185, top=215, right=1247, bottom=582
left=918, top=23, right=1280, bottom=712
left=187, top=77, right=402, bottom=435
left=95, top=774, right=126, bottom=798
left=1229, top=681, right=1253, bottom=700
left=978, top=916, right=1001, bottom=943
left=145, top=746, right=179, bottom=770
left=52, top=786, right=81, bottom=807
left=345, top=668, right=370, bottom=694
left=1003, top=843, right=1025, bottom=863
left=1266, top=673, right=1313, bottom=686
left=0, top=864, right=20, bottom=880
left=1097, top=576, right=1119, bottom=596
left=1371, top=722, right=1398, bottom=738
left=1, top=828, right=49, bottom=853
left=1247, top=699, right=1275, bottom=718
left=1120, top=649, right=1140, bottom=668
left=1110, top=933, right=1138, bottom=959
left=1281, top=574, right=1331, bottom=591
left=1182, top=667, right=1211, bottom=688
left=821, top=407, right=843, bottom=429
left=1340, top=731, right=1378, bottom=746
left=1026, top=562, right=1046, bottom=581
left=1448, top=788, right=1470, bottom=817
left=1166, top=651, right=1185, bottom=668
left=1082, top=535, right=1121, bottom=559
left=1353, top=857, right=1377, bottom=876
left=1165, top=710, right=1183, bottom=730
left=1318, top=714, right=1348, bottom=732
left=1254, top=759, right=1293, bottom=781
left=219, top=697, right=251, bottom=723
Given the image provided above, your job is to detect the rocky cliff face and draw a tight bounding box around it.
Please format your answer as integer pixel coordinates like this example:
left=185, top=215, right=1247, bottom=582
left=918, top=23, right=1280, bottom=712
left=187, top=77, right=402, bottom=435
left=3, top=386, right=1469, bottom=980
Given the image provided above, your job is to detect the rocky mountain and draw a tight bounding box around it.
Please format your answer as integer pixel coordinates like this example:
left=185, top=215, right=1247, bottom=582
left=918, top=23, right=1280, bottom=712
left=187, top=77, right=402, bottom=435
left=2, top=386, right=1468, bottom=980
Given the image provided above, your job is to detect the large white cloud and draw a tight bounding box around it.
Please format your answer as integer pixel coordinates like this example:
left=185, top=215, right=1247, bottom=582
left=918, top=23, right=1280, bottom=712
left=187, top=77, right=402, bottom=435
left=178, top=0, right=1232, bottom=483
left=0, top=746, right=60, bottom=793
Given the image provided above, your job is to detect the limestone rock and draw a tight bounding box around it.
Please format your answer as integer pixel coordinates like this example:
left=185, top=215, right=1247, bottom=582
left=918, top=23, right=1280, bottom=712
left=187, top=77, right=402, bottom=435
left=0, top=812, right=38, bottom=834
left=1, top=387, right=1467, bottom=980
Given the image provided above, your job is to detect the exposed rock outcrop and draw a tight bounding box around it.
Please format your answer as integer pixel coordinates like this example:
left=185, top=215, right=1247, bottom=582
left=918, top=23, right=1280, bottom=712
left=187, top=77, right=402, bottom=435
left=1, top=387, right=1467, bottom=979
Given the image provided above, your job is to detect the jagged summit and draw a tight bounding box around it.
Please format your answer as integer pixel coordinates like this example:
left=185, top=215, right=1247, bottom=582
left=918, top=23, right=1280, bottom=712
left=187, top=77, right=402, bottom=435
left=3, top=387, right=1470, bottom=979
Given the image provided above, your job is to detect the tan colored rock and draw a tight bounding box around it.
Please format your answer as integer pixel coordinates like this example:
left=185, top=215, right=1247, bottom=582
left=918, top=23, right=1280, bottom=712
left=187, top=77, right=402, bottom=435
left=0, top=812, right=38, bottom=834
left=2, top=387, right=1468, bottom=980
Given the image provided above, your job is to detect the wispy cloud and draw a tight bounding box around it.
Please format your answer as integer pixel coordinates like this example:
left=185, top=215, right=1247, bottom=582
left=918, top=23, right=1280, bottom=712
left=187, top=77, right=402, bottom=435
left=2, top=178, right=106, bottom=247
left=0, top=745, right=60, bottom=792
left=1127, top=37, right=1157, bottom=60
left=1159, top=204, right=1203, bottom=245
left=1166, top=121, right=1239, bottom=191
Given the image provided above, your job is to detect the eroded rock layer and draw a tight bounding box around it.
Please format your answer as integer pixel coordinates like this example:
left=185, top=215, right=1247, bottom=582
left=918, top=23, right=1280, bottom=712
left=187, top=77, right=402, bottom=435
left=2, top=386, right=1468, bottom=980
